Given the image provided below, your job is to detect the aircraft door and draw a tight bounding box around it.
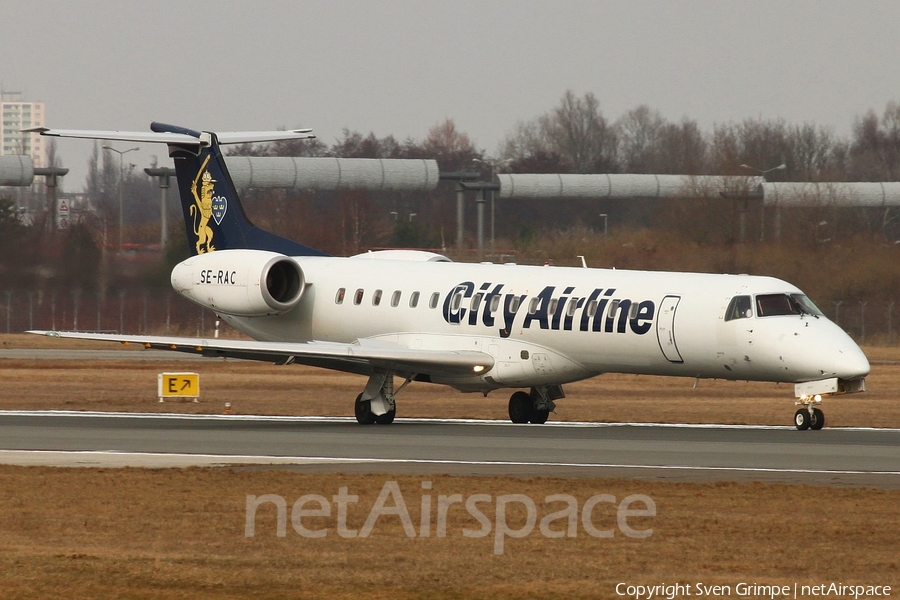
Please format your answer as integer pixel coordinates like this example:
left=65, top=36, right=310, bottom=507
left=656, top=295, right=684, bottom=363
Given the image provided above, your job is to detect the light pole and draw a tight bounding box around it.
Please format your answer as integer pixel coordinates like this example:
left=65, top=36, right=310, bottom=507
left=473, top=157, right=512, bottom=254
left=741, top=163, right=786, bottom=242
left=103, top=145, right=140, bottom=250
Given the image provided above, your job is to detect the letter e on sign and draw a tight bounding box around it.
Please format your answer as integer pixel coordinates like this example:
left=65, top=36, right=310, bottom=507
left=158, top=372, right=200, bottom=400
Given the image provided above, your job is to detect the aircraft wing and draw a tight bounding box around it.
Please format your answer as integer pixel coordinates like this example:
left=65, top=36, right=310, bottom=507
left=26, top=331, right=493, bottom=378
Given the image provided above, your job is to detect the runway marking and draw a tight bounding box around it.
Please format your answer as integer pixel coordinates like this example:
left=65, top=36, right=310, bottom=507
left=1, top=449, right=899, bottom=476
left=1, top=410, right=899, bottom=432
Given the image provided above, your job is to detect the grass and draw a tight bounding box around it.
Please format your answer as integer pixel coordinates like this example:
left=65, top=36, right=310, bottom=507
left=1, top=334, right=898, bottom=598
left=0, top=468, right=897, bottom=599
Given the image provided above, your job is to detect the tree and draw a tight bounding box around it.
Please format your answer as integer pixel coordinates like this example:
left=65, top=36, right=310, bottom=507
left=422, top=118, right=481, bottom=171
left=655, top=118, right=707, bottom=175
left=616, top=105, right=664, bottom=173
left=790, top=123, right=835, bottom=181
left=332, top=130, right=404, bottom=159
left=848, top=102, right=900, bottom=181
left=542, top=91, right=617, bottom=173
left=500, top=91, right=617, bottom=173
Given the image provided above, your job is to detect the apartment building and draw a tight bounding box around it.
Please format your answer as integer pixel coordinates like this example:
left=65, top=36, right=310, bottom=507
left=1, top=91, right=46, bottom=168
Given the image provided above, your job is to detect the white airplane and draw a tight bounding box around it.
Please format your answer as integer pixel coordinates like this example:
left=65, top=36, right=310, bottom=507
left=26, top=124, right=869, bottom=430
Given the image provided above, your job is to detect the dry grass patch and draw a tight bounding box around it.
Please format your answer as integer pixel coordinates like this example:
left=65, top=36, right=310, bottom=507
left=0, top=467, right=897, bottom=599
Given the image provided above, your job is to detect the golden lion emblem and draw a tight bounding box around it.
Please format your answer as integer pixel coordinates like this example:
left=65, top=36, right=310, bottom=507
left=190, top=155, right=216, bottom=254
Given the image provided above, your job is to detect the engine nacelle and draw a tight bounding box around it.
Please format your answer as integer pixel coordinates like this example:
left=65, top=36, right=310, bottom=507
left=170, top=250, right=305, bottom=317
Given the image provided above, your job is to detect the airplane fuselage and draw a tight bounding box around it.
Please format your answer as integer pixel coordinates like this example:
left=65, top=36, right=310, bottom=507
left=215, top=254, right=870, bottom=393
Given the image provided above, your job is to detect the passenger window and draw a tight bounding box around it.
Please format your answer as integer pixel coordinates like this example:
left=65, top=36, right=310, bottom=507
left=391, top=290, right=401, bottom=307
left=528, top=297, right=539, bottom=314
left=724, top=295, right=752, bottom=321
left=372, top=289, right=382, bottom=306
left=567, top=300, right=578, bottom=317
left=471, top=294, right=483, bottom=312
left=354, top=289, right=364, bottom=305
left=451, top=292, right=463, bottom=311
left=490, top=295, right=501, bottom=312
left=510, top=296, right=521, bottom=312
left=335, top=288, right=346, bottom=304
left=430, top=292, right=439, bottom=309
left=548, top=299, right=558, bottom=315
left=409, top=291, right=420, bottom=308
left=628, top=303, right=639, bottom=319
left=587, top=299, right=598, bottom=318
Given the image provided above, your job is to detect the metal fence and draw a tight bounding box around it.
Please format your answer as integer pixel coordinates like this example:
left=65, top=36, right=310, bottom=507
left=1, top=289, right=218, bottom=337
left=1, top=288, right=897, bottom=345
left=827, top=300, right=896, bottom=345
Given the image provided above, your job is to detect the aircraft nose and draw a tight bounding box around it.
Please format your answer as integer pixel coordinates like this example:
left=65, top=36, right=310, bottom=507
left=834, top=343, right=870, bottom=380
left=788, top=320, right=870, bottom=381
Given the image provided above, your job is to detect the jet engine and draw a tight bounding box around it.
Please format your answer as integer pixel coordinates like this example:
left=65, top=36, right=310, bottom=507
left=170, top=249, right=305, bottom=316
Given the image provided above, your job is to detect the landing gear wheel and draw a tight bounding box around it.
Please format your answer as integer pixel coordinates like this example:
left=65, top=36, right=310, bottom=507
left=508, top=391, right=532, bottom=424
left=529, top=409, right=550, bottom=424
left=354, top=393, right=376, bottom=425
left=794, top=409, right=811, bottom=431
left=375, top=409, right=396, bottom=425
left=810, top=408, right=825, bottom=430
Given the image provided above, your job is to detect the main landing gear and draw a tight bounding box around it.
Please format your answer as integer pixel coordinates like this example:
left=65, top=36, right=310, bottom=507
left=353, top=371, right=413, bottom=425
left=508, top=386, right=563, bottom=424
left=355, top=393, right=395, bottom=424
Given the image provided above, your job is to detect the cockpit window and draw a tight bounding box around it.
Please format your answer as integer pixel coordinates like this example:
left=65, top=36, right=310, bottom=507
left=791, top=294, right=824, bottom=316
left=724, top=295, right=753, bottom=321
left=755, top=293, right=823, bottom=317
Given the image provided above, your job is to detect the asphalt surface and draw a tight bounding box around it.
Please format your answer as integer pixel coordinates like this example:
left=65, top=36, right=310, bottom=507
left=0, top=411, right=898, bottom=487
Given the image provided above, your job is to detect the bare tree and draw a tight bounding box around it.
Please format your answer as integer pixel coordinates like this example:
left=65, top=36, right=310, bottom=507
left=790, top=123, right=834, bottom=181
left=656, top=118, right=707, bottom=175
left=500, top=90, right=617, bottom=173
left=616, top=105, right=664, bottom=173
left=542, top=91, right=617, bottom=173
left=422, top=118, right=481, bottom=170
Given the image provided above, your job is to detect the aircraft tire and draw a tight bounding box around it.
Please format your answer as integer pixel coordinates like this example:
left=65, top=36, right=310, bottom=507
left=794, top=409, right=811, bottom=431
left=810, top=408, right=825, bottom=430
left=354, top=393, right=376, bottom=425
left=375, top=409, right=396, bottom=425
left=529, top=409, right=550, bottom=424
left=508, top=391, right=532, bottom=424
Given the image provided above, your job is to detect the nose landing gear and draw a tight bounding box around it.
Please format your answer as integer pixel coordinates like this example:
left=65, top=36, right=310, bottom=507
left=794, top=406, right=825, bottom=431
left=792, top=377, right=865, bottom=431
left=794, top=397, right=825, bottom=431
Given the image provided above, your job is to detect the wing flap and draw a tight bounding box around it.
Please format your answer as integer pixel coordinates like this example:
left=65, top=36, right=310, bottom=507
left=27, top=331, right=493, bottom=377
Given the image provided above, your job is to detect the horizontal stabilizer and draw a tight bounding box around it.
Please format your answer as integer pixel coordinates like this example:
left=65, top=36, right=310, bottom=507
left=23, top=126, right=315, bottom=145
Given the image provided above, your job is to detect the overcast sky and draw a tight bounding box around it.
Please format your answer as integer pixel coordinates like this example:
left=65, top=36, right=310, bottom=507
left=4, top=0, right=900, bottom=191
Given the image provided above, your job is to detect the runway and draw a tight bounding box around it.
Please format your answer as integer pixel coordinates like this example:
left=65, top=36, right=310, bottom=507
left=1, top=411, right=898, bottom=487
